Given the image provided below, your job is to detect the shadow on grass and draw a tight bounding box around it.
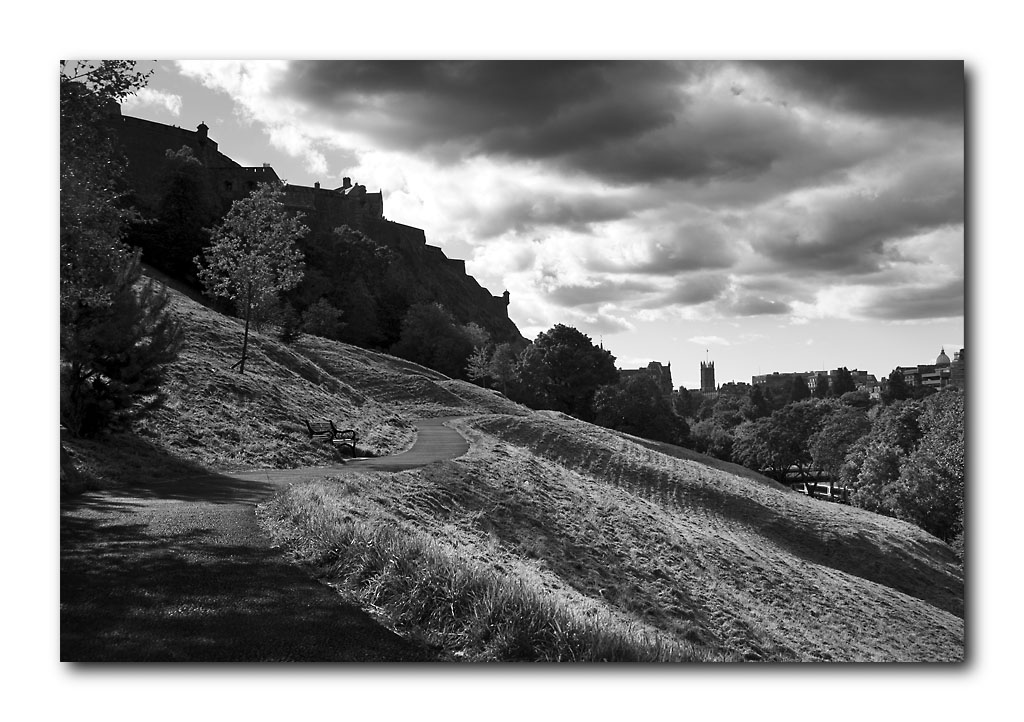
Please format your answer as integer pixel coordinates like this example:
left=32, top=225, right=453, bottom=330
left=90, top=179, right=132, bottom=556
left=61, top=435, right=439, bottom=663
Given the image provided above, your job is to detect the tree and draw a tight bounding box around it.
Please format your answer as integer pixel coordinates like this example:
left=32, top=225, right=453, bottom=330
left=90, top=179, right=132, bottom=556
left=809, top=403, right=871, bottom=491
left=812, top=373, right=830, bottom=399
left=519, top=325, right=618, bottom=421
left=130, top=145, right=220, bottom=280
left=690, top=419, right=735, bottom=461
left=732, top=399, right=831, bottom=482
left=789, top=375, right=811, bottom=402
left=195, top=182, right=307, bottom=373
left=830, top=367, right=856, bottom=397
left=61, top=254, right=182, bottom=437
left=302, top=298, right=345, bottom=339
left=390, top=302, right=476, bottom=378
left=594, top=373, right=689, bottom=445
left=882, top=368, right=913, bottom=404
left=61, top=61, right=182, bottom=437
left=60, top=60, right=151, bottom=313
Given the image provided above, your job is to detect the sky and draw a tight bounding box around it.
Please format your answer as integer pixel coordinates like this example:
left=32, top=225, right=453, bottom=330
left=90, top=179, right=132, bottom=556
left=120, top=59, right=964, bottom=390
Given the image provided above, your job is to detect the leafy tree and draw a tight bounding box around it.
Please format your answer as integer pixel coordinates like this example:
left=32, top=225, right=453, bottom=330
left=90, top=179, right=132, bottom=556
left=61, top=254, right=182, bottom=437
left=690, top=419, right=734, bottom=461
left=789, top=375, right=811, bottom=402
left=302, top=298, right=345, bottom=339
left=391, top=302, right=476, bottom=378
left=809, top=403, right=871, bottom=488
left=732, top=399, right=831, bottom=482
left=195, top=182, right=307, bottom=373
left=60, top=61, right=182, bottom=437
left=830, top=367, right=856, bottom=397
left=60, top=60, right=151, bottom=313
left=673, top=386, right=701, bottom=419
left=488, top=342, right=520, bottom=395
left=747, top=384, right=772, bottom=420
left=278, top=303, right=303, bottom=344
left=131, top=145, right=220, bottom=280
left=519, top=325, right=618, bottom=421
left=812, top=373, right=830, bottom=399
left=594, top=373, right=689, bottom=445
left=882, top=368, right=913, bottom=404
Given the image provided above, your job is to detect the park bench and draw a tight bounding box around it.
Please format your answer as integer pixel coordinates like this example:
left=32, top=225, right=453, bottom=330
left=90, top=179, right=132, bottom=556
left=305, top=419, right=359, bottom=457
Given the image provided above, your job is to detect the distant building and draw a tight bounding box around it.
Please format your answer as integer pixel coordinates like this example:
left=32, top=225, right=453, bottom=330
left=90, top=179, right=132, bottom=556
left=619, top=361, right=674, bottom=397
left=895, top=347, right=958, bottom=391
left=752, top=368, right=878, bottom=397
left=950, top=348, right=966, bottom=390
left=700, top=360, right=717, bottom=395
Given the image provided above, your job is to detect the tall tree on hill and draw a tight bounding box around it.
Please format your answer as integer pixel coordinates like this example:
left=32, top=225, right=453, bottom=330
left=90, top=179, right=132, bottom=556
left=516, top=324, right=618, bottom=421
left=60, top=60, right=150, bottom=312
left=195, top=182, right=307, bottom=373
left=60, top=61, right=183, bottom=438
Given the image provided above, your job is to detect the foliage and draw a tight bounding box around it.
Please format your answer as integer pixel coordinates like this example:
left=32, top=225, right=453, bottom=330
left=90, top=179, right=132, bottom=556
left=511, top=325, right=618, bottom=421
left=60, top=60, right=183, bottom=437
left=841, top=393, right=964, bottom=544
left=277, top=303, right=303, bottom=344
left=130, top=145, right=220, bottom=280
left=301, top=298, right=345, bottom=340
left=689, top=419, right=735, bottom=461
left=830, top=367, right=856, bottom=397
left=789, top=375, right=811, bottom=402
left=61, top=254, right=182, bottom=437
left=390, top=302, right=477, bottom=378
left=882, top=368, right=913, bottom=404
left=732, top=399, right=832, bottom=482
left=809, top=403, right=871, bottom=481
left=594, top=373, right=689, bottom=445
left=195, top=182, right=307, bottom=373
left=60, top=60, right=151, bottom=313
left=813, top=373, right=830, bottom=399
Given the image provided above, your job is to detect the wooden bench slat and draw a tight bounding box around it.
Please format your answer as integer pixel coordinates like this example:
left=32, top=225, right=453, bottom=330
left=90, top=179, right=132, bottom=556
left=306, top=419, right=359, bottom=457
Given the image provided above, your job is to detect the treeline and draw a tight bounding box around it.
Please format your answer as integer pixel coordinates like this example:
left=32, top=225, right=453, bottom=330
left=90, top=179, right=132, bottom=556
left=677, top=380, right=964, bottom=556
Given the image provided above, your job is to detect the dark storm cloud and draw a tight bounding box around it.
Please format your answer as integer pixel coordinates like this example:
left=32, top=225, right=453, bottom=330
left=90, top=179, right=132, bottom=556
left=857, top=277, right=964, bottom=320
left=752, top=61, right=964, bottom=121
left=284, top=60, right=686, bottom=162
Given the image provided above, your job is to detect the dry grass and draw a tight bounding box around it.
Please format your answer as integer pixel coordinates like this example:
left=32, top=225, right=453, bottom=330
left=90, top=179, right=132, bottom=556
left=66, top=282, right=965, bottom=661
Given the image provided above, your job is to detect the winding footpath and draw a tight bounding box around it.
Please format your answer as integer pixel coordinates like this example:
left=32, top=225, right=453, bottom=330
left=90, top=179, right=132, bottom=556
left=60, top=418, right=469, bottom=662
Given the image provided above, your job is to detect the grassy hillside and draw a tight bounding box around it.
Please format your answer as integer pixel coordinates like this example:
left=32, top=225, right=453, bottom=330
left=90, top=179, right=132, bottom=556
left=63, top=282, right=964, bottom=662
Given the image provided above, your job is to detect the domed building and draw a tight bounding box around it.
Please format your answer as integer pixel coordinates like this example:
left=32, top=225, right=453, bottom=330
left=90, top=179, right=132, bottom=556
left=895, top=347, right=962, bottom=391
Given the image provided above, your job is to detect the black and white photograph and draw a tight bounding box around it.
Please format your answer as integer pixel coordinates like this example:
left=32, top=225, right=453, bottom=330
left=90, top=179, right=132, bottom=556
left=59, top=57, right=965, bottom=665
left=38, top=1, right=1024, bottom=713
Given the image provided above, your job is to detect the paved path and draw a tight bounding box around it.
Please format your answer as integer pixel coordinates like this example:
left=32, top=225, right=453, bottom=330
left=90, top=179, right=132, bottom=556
left=60, top=418, right=469, bottom=662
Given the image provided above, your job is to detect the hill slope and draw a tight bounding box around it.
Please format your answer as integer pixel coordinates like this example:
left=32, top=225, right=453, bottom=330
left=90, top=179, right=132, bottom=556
left=63, top=283, right=964, bottom=662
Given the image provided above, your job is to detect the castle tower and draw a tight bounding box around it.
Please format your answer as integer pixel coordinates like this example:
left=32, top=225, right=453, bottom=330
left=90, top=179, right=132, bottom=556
left=700, top=360, right=716, bottom=394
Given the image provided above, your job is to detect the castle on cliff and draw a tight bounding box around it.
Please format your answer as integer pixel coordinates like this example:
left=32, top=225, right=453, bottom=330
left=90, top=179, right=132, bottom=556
left=105, top=107, right=520, bottom=342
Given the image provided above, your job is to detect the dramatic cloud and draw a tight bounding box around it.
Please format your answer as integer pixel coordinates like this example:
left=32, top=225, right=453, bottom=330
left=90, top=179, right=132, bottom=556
left=750, top=61, right=965, bottom=121
left=164, top=58, right=964, bottom=353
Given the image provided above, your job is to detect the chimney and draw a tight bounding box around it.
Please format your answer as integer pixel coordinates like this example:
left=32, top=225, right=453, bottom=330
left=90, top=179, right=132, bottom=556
left=314, top=181, right=320, bottom=189
left=342, top=177, right=352, bottom=189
